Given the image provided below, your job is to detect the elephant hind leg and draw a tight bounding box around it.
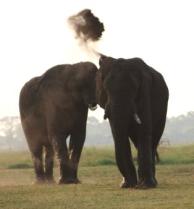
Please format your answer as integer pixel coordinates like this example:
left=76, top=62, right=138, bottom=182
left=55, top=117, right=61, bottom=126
left=31, top=145, right=45, bottom=184
left=44, top=144, right=55, bottom=183
left=151, top=116, right=167, bottom=185
left=21, top=114, right=47, bottom=183
left=136, top=136, right=157, bottom=189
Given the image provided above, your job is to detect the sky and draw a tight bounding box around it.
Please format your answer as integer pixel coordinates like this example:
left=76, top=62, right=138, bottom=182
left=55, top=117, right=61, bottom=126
left=0, top=0, right=194, bottom=121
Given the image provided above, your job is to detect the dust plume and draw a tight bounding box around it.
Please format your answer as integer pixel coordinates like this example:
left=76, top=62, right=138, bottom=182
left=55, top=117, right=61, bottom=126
left=68, top=9, right=104, bottom=42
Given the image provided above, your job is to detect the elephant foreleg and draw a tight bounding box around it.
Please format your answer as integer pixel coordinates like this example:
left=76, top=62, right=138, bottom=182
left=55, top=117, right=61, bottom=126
left=52, top=134, right=71, bottom=184
left=68, top=130, right=86, bottom=183
left=115, top=139, right=137, bottom=188
left=109, top=119, right=137, bottom=188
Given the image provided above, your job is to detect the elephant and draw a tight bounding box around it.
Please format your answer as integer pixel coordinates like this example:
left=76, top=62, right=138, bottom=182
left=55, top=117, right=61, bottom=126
left=19, top=62, right=98, bottom=184
left=96, top=55, right=169, bottom=189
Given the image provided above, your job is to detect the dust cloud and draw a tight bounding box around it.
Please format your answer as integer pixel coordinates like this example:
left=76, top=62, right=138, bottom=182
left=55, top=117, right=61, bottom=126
left=67, top=9, right=105, bottom=61
left=68, top=9, right=104, bottom=42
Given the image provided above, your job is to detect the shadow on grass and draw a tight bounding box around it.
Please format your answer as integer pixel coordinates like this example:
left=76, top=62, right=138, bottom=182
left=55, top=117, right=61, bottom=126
left=96, top=159, right=116, bottom=166
left=85, top=158, right=116, bottom=167
left=7, top=157, right=194, bottom=169
left=86, top=157, right=194, bottom=167
left=7, top=163, right=33, bottom=169
left=158, top=158, right=194, bottom=165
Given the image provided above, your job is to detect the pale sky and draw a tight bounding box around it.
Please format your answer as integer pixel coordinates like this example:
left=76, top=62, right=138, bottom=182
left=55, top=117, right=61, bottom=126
left=0, top=0, right=194, bottom=120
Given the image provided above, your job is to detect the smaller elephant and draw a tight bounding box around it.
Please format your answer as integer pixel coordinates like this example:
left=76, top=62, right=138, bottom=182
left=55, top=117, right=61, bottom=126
left=97, top=55, right=169, bottom=189
left=19, top=62, right=98, bottom=184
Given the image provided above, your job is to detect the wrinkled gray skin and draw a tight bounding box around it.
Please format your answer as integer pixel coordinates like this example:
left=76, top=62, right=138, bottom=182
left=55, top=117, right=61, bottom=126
left=19, top=62, right=97, bottom=184
left=97, top=55, right=169, bottom=189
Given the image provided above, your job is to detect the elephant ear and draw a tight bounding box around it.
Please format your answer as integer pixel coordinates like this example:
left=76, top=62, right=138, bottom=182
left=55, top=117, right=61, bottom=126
left=99, top=55, right=117, bottom=80
left=97, top=56, right=115, bottom=109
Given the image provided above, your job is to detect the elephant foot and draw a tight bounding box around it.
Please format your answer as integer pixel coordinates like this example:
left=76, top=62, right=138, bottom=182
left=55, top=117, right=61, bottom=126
left=120, top=178, right=137, bottom=189
left=136, top=178, right=157, bottom=189
left=58, top=177, right=81, bottom=185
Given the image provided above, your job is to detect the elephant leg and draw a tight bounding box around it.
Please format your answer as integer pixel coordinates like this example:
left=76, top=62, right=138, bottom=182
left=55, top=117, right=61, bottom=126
left=51, top=134, right=71, bottom=184
left=115, top=139, right=137, bottom=188
left=151, top=147, right=158, bottom=185
left=109, top=119, right=137, bottom=188
left=137, top=133, right=156, bottom=189
left=155, top=151, right=160, bottom=163
left=31, top=146, right=45, bottom=184
left=68, top=129, right=86, bottom=183
left=22, top=117, right=47, bottom=184
left=151, top=116, right=167, bottom=185
left=44, top=144, right=55, bottom=183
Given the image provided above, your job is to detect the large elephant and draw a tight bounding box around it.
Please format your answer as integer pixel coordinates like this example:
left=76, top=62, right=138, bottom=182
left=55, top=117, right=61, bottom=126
left=19, top=62, right=98, bottom=184
left=97, top=55, right=169, bottom=189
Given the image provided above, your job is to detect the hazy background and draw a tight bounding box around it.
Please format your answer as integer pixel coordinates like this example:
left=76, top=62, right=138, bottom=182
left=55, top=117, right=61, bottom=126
left=0, top=0, right=194, bottom=148
left=1, top=113, right=194, bottom=150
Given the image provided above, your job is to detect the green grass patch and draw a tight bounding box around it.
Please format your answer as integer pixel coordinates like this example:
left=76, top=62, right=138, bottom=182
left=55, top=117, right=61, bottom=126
left=157, top=145, right=194, bottom=165
left=0, top=145, right=194, bottom=209
left=1, top=145, right=194, bottom=170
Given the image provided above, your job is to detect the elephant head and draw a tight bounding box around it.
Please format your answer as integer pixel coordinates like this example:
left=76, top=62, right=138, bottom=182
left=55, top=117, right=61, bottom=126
left=72, top=62, right=98, bottom=111
left=97, top=55, right=141, bottom=125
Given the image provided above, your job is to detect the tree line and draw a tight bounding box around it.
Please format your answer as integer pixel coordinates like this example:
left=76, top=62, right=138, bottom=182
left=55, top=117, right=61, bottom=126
left=0, top=112, right=194, bottom=150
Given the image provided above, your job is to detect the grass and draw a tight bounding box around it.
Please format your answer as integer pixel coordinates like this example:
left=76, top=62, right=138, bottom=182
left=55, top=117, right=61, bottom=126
left=0, top=145, right=194, bottom=209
